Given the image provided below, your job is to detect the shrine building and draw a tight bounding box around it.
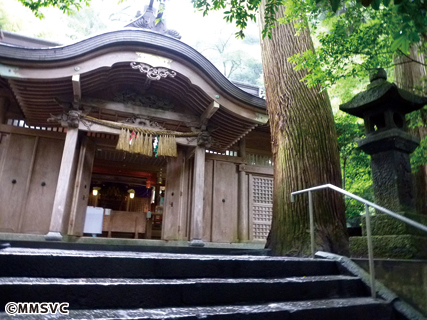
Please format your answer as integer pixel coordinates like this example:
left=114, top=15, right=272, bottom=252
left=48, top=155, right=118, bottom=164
left=0, top=4, right=273, bottom=247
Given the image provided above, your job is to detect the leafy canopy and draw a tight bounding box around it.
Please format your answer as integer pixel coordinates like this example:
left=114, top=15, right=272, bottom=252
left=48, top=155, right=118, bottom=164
left=192, top=0, right=427, bottom=89
left=17, top=0, right=90, bottom=18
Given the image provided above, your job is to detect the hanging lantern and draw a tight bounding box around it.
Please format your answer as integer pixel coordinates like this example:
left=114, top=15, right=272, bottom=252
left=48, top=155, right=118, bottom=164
left=92, top=187, right=101, bottom=196
left=127, top=189, right=135, bottom=199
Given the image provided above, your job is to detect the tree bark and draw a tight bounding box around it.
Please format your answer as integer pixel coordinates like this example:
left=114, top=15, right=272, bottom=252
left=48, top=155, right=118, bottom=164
left=394, top=45, right=427, bottom=215
left=260, top=2, right=349, bottom=256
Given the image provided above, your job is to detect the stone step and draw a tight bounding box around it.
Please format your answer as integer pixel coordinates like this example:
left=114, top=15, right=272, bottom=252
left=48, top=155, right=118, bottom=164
left=0, top=248, right=341, bottom=279
left=0, top=275, right=367, bottom=310
left=3, top=240, right=270, bottom=256
left=0, top=298, right=393, bottom=320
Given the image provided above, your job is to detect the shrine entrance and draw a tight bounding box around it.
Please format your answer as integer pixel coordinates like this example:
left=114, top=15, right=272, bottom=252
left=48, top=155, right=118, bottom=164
left=73, top=132, right=170, bottom=240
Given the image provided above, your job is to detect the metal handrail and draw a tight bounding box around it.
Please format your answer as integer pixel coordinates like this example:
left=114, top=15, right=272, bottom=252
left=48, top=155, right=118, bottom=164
left=290, top=183, right=427, bottom=299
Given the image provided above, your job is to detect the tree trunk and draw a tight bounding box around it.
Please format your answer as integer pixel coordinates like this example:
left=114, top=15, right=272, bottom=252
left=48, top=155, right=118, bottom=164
left=394, top=45, right=427, bottom=215
left=260, top=2, right=349, bottom=256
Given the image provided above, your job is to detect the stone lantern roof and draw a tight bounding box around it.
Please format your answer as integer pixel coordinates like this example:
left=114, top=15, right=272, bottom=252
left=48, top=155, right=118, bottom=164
left=340, top=68, right=427, bottom=118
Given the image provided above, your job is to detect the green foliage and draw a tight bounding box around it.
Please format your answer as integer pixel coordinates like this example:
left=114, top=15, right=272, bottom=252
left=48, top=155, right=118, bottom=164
left=407, top=107, right=427, bottom=170
left=283, top=0, right=427, bottom=90
left=329, top=73, right=370, bottom=109
left=192, top=0, right=427, bottom=90
left=192, top=0, right=277, bottom=39
left=17, top=0, right=90, bottom=18
left=335, top=110, right=372, bottom=225
left=282, top=0, right=427, bottom=55
left=330, top=77, right=372, bottom=226
left=286, top=3, right=399, bottom=89
left=411, top=135, right=427, bottom=170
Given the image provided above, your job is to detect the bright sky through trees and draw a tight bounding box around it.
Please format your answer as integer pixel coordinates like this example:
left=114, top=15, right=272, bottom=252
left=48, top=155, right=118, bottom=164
left=0, top=0, right=262, bottom=84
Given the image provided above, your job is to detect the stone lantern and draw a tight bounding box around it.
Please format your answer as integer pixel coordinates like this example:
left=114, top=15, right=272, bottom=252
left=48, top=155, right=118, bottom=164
left=339, top=69, right=427, bottom=260
left=340, top=68, right=427, bottom=213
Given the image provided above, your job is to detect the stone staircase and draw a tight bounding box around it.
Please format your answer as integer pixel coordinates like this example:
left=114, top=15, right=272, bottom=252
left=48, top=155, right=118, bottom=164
left=0, top=245, right=416, bottom=319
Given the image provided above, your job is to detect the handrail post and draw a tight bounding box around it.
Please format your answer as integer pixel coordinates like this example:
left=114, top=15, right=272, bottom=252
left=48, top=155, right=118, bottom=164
left=291, top=183, right=427, bottom=299
left=365, top=203, right=376, bottom=299
left=308, top=191, right=315, bottom=258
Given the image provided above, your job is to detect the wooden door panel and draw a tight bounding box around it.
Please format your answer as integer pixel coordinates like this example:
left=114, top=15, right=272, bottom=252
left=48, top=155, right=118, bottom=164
left=0, top=134, right=36, bottom=233
left=212, top=161, right=238, bottom=242
left=163, top=148, right=185, bottom=240
left=20, top=138, right=64, bottom=234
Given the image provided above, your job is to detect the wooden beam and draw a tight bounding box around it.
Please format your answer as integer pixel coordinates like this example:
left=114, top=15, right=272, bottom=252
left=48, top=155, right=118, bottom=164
left=0, top=124, right=66, bottom=140
left=80, top=98, right=200, bottom=126
left=91, top=173, right=147, bottom=186
left=238, top=164, right=248, bottom=241
left=72, top=74, right=81, bottom=103
left=78, top=122, right=197, bottom=147
left=205, top=153, right=245, bottom=164
left=200, top=101, right=220, bottom=124
left=93, top=159, right=166, bottom=174
left=92, top=166, right=153, bottom=179
left=244, top=165, right=273, bottom=175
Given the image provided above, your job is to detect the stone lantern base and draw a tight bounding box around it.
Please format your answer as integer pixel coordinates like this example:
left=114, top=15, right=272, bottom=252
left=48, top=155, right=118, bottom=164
left=350, top=213, right=427, bottom=259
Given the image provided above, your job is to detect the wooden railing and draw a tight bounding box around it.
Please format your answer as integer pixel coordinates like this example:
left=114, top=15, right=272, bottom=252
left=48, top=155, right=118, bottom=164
left=247, top=153, right=273, bottom=167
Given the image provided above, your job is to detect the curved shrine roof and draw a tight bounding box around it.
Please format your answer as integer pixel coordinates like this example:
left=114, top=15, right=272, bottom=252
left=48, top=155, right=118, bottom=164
left=0, top=29, right=265, bottom=110
left=0, top=29, right=268, bottom=152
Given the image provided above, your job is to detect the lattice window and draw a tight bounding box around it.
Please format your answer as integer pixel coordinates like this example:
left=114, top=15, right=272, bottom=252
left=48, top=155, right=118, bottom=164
left=251, top=176, right=273, bottom=240
left=253, top=177, right=273, bottom=203
left=253, top=205, right=273, bottom=222
left=253, top=223, right=271, bottom=240
left=253, top=205, right=273, bottom=240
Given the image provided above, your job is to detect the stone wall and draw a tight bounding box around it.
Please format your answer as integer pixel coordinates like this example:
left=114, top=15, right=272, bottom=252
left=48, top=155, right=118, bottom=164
left=353, top=258, right=427, bottom=316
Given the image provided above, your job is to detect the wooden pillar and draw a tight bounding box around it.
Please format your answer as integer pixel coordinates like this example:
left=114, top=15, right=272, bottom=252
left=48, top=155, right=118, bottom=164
left=238, top=165, right=249, bottom=241
left=239, top=138, right=246, bottom=158
left=189, top=146, right=206, bottom=246
left=45, top=128, right=79, bottom=241
left=0, top=97, right=9, bottom=124
left=238, top=138, right=248, bottom=241
left=68, top=137, right=95, bottom=236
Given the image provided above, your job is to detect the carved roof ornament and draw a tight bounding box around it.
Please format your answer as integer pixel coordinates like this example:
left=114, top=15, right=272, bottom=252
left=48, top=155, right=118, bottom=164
left=120, top=116, right=166, bottom=131
left=47, top=110, right=81, bottom=128
left=125, top=0, right=182, bottom=40
left=130, top=62, right=177, bottom=81
left=113, top=90, right=174, bottom=111
left=197, top=131, right=213, bottom=148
